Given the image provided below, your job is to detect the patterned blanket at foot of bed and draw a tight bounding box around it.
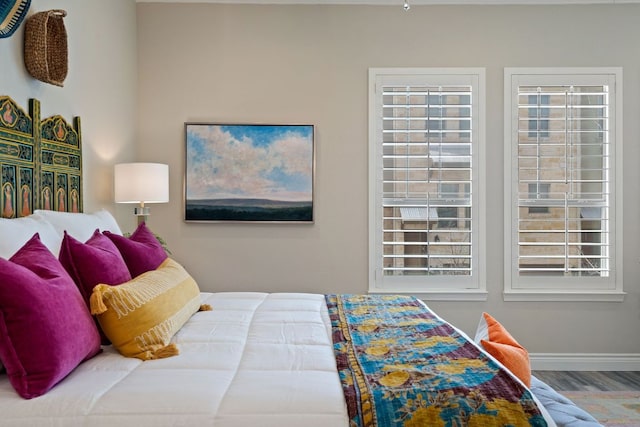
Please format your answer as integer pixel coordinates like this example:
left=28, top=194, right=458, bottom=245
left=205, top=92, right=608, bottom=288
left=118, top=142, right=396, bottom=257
left=325, top=294, right=547, bottom=427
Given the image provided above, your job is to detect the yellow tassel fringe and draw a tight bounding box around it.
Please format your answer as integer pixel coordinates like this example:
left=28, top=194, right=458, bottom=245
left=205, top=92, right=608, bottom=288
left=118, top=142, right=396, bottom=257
left=199, top=304, right=213, bottom=311
left=150, top=343, right=180, bottom=359
left=90, top=288, right=108, bottom=315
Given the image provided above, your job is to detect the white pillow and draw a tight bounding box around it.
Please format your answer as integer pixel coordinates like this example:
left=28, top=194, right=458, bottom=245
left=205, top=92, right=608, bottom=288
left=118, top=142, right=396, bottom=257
left=0, top=215, right=61, bottom=258
left=32, top=209, right=122, bottom=244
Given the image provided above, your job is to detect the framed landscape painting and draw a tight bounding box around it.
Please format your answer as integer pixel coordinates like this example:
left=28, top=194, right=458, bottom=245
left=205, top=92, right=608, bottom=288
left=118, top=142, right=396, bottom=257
left=185, top=123, right=314, bottom=223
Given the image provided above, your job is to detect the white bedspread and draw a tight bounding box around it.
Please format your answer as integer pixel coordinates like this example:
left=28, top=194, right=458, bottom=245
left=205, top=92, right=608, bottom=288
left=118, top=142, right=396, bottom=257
left=0, top=292, right=349, bottom=427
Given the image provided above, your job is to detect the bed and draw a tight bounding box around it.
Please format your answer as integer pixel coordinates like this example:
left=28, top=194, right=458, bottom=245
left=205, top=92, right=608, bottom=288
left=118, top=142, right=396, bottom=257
left=0, top=96, right=601, bottom=427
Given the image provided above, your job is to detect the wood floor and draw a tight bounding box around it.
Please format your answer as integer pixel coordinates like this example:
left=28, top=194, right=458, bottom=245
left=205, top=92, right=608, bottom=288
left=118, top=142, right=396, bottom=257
left=533, top=371, right=640, bottom=392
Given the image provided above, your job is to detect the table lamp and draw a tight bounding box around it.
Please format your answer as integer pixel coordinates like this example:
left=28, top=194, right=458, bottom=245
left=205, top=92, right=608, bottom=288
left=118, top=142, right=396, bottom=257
left=114, top=162, right=169, bottom=225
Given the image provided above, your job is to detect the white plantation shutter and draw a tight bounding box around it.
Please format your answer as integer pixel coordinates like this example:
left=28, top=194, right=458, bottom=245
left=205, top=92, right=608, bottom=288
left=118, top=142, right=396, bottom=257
left=518, top=85, right=610, bottom=275
left=505, top=68, right=623, bottom=300
left=369, top=68, right=485, bottom=297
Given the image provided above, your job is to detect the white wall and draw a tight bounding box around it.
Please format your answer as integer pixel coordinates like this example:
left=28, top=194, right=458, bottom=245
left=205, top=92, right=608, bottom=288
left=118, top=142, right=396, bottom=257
left=1, top=0, right=138, bottom=213
left=137, top=3, right=640, bottom=357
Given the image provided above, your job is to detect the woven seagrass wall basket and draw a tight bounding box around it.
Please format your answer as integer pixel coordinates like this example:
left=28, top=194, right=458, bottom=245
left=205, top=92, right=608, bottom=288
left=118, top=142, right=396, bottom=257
left=24, top=9, right=68, bottom=87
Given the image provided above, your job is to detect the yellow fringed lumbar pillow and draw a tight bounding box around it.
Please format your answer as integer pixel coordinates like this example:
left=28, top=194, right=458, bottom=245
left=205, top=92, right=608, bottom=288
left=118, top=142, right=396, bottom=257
left=90, top=258, right=211, bottom=360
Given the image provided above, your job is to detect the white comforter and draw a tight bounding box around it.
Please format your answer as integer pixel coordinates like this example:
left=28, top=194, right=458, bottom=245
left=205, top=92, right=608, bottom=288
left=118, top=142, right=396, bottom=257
left=0, top=292, right=555, bottom=427
left=0, top=292, right=349, bottom=426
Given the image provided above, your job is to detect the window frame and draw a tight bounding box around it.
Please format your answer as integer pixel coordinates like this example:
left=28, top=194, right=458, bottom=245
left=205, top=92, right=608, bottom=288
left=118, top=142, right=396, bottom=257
left=503, top=67, right=624, bottom=302
left=368, top=67, right=486, bottom=301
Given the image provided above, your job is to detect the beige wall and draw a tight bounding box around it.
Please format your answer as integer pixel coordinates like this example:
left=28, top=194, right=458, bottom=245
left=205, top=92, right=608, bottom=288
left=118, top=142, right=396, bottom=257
left=2, top=0, right=138, bottom=214
left=5, top=0, right=637, bottom=362
left=137, top=3, right=640, bottom=356
left=2, top=0, right=638, bottom=360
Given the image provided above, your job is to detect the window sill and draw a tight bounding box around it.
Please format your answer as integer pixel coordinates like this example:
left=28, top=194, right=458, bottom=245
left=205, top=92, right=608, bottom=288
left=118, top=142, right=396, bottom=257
left=503, top=290, right=626, bottom=302
left=369, top=288, right=488, bottom=302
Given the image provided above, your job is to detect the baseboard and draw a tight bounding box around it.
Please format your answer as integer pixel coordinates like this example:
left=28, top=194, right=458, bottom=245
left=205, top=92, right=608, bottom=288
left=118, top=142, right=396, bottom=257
left=530, top=353, right=640, bottom=371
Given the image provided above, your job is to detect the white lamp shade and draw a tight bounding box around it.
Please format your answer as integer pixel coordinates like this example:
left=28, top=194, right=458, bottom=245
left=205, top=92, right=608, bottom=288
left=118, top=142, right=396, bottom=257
left=114, top=163, right=169, bottom=204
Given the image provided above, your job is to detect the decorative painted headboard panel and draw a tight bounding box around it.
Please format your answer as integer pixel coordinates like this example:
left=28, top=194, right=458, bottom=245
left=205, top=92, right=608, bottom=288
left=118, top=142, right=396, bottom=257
left=0, top=96, right=82, bottom=218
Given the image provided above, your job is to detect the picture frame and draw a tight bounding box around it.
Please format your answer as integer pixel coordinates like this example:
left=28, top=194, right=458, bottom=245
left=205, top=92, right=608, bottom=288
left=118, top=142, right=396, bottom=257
left=184, top=123, right=315, bottom=223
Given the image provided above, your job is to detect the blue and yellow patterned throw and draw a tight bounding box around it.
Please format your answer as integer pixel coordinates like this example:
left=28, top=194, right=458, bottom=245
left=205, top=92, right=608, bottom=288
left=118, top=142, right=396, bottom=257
left=325, top=294, right=547, bottom=427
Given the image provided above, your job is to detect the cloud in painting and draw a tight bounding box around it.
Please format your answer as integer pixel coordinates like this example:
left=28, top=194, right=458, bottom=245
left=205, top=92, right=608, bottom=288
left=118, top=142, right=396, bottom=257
left=186, top=124, right=313, bottom=202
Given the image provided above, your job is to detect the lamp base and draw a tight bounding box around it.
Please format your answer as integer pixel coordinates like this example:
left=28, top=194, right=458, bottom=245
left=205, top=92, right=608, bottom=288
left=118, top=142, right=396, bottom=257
left=134, top=206, right=150, bottom=216
left=134, top=206, right=150, bottom=225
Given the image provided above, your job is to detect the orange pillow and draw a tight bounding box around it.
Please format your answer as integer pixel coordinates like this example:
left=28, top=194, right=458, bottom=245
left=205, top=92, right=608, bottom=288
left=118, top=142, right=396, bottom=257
left=476, top=312, right=531, bottom=387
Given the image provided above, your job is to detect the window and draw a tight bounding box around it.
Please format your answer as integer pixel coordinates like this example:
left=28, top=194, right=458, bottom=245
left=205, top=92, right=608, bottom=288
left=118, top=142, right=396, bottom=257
left=369, top=68, right=485, bottom=300
left=504, top=68, right=624, bottom=301
left=528, top=183, right=550, bottom=214
left=528, top=94, right=550, bottom=138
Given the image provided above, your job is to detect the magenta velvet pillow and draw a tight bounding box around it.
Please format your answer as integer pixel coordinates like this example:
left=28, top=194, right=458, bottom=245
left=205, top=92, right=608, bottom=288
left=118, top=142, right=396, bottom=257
left=0, top=234, right=101, bottom=399
left=104, top=222, right=167, bottom=278
left=59, top=230, right=132, bottom=303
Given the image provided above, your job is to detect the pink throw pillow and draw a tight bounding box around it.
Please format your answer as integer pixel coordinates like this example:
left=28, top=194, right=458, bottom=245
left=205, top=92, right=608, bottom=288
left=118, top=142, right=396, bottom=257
left=59, top=230, right=132, bottom=304
left=104, top=222, right=168, bottom=278
left=0, top=234, right=101, bottom=399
